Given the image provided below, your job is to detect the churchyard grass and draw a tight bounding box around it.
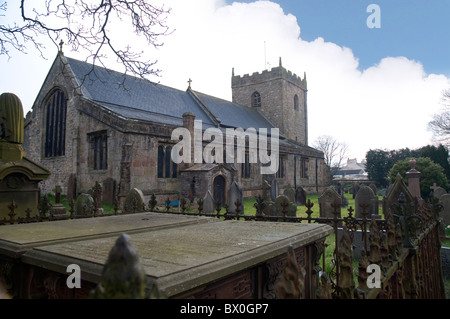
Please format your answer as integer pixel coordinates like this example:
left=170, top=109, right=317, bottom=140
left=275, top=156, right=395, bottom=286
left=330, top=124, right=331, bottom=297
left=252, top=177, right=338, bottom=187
left=443, top=226, right=450, bottom=247
left=46, top=194, right=116, bottom=215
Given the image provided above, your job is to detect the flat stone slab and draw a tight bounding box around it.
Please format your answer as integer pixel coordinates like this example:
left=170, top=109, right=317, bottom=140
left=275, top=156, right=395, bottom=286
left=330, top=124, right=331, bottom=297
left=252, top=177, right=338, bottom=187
left=0, top=212, right=216, bottom=257
left=19, top=218, right=332, bottom=297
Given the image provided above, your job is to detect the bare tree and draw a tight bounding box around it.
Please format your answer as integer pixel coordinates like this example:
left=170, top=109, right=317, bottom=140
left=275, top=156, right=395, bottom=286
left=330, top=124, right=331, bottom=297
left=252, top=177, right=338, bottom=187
left=313, top=135, right=349, bottom=173
left=428, top=89, right=450, bottom=147
left=0, top=0, right=172, bottom=78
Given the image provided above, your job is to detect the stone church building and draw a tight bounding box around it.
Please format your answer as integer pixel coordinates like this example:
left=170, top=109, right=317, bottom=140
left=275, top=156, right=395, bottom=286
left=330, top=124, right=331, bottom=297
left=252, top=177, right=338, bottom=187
left=23, top=52, right=327, bottom=205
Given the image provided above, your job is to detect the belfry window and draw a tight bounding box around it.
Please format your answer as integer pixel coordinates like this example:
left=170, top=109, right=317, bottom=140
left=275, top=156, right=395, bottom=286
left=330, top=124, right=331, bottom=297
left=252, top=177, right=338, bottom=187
left=251, top=91, right=261, bottom=108
left=294, top=94, right=299, bottom=111
left=44, top=89, right=67, bottom=157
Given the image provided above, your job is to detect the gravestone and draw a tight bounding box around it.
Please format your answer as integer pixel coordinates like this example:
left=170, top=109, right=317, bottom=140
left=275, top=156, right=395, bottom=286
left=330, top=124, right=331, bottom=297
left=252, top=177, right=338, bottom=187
left=352, top=183, right=360, bottom=199
left=433, top=187, right=447, bottom=200
left=270, top=179, right=279, bottom=202
left=295, top=186, right=307, bottom=206
left=382, top=174, right=415, bottom=216
left=102, top=178, right=116, bottom=205
left=355, top=185, right=378, bottom=218
left=50, top=185, right=68, bottom=220
left=268, top=195, right=297, bottom=217
left=227, top=181, right=244, bottom=215
left=75, top=193, right=94, bottom=218
left=123, top=188, right=145, bottom=214
left=439, top=194, right=450, bottom=226
left=283, top=185, right=295, bottom=203
left=318, top=187, right=342, bottom=218
left=262, top=180, right=271, bottom=202
left=92, top=181, right=104, bottom=215
left=66, top=173, right=77, bottom=200
left=369, top=183, right=377, bottom=196
left=203, top=191, right=215, bottom=214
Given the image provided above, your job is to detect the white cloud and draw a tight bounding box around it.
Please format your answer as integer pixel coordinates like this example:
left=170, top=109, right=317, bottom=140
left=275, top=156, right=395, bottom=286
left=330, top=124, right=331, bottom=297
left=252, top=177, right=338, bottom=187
left=151, top=0, right=450, bottom=160
left=2, top=0, right=449, bottom=161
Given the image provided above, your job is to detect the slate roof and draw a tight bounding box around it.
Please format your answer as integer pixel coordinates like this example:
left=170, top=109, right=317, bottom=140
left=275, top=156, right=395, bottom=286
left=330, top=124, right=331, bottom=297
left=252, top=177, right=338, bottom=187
left=65, top=57, right=215, bottom=127
left=191, top=90, right=275, bottom=130
left=65, top=56, right=275, bottom=131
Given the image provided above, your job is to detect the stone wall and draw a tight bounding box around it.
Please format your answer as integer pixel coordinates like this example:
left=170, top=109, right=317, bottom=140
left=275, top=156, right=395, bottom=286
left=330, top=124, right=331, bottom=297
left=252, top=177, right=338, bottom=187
left=23, top=55, right=327, bottom=201
left=24, top=55, right=79, bottom=195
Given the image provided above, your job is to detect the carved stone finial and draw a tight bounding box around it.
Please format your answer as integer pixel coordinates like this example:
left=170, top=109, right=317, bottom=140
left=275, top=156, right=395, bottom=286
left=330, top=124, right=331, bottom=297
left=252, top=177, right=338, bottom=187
left=274, top=245, right=305, bottom=299
left=91, top=233, right=147, bottom=299
left=409, top=158, right=416, bottom=170
left=0, top=92, right=26, bottom=161
left=59, top=39, right=64, bottom=54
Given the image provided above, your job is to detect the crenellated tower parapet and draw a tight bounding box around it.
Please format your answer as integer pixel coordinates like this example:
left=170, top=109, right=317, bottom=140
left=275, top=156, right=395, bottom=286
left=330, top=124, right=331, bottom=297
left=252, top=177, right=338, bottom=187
left=231, top=58, right=308, bottom=145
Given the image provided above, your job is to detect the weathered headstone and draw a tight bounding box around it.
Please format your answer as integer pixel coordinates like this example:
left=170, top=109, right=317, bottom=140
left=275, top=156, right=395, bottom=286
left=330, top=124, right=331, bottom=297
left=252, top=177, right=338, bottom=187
left=369, top=183, right=377, bottom=196
left=203, top=191, right=215, bottom=214
left=92, top=181, right=104, bottom=215
left=268, top=195, right=297, bottom=217
left=262, top=179, right=271, bottom=202
left=227, top=181, right=244, bottom=215
left=102, top=178, right=116, bottom=205
left=382, top=174, right=414, bottom=216
left=318, top=187, right=342, bottom=218
left=355, top=185, right=378, bottom=218
left=66, top=173, right=77, bottom=200
left=352, top=183, right=360, bottom=199
left=123, top=188, right=145, bottom=214
left=75, top=193, right=94, bottom=218
left=433, top=187, right=447, bottom=200
left=295, top=186, right=307, bottom=206
left=270, top=179, right=279, bottom=202
left=439, top=194, right=450, bottom=226
left=50, top=185, right=68, bottom=220
left=283, top=185, right=295, bottom=203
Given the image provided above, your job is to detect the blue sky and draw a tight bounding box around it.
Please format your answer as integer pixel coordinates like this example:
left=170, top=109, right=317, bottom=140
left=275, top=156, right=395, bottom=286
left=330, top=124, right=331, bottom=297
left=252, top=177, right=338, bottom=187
left=2, top=0, right=450, bottom=161
left=233, top=0, right=450, bottom=76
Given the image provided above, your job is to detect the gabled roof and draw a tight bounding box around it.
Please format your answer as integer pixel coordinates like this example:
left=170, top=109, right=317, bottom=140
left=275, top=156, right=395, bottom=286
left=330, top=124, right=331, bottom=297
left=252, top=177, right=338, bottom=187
left=190, top=90, right=275, bottom=130
left=64, top=56, right=276, bottom=132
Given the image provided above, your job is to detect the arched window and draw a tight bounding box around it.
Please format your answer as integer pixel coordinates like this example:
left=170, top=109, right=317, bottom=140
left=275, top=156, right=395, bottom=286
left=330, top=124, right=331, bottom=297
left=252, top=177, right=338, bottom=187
left=294, top=94, right=299, bottom=111
left=158, top=144, right=178, bottom=178
left=165, top=146, right=172, bottom=178
left=44, top=89, right=67, bottom=157
left=251, top=91, right=261, bottom=108
left=88, top=131, right=108, bottom=170
left=157, top=145, right=164, bottom=178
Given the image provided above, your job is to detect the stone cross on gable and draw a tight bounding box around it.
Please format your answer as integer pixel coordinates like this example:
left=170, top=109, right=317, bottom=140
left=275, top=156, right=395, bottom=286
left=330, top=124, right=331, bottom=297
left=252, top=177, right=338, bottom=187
left=187, top=78, right=192, bottom=89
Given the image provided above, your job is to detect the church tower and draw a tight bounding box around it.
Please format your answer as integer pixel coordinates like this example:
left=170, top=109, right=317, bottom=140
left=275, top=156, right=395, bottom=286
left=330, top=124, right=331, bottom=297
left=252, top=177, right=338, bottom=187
left=231, top=58, right=308, bottom=145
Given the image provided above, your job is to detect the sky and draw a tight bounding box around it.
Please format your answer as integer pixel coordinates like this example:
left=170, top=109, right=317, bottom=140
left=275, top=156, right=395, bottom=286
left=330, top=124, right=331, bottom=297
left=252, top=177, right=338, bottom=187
left=1, top=0, right=450, bottom=162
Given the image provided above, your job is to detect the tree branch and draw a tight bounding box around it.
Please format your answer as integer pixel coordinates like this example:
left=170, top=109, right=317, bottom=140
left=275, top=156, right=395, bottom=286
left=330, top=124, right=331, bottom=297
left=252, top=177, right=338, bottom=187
left=2, top=0, right=172, bottom=78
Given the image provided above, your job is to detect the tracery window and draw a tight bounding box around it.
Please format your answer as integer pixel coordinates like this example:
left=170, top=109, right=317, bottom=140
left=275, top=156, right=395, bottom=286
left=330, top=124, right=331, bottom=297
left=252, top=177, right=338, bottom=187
left=44, top=89, right=67, bottom=157
left=158, top=144, right=177, bottom=178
